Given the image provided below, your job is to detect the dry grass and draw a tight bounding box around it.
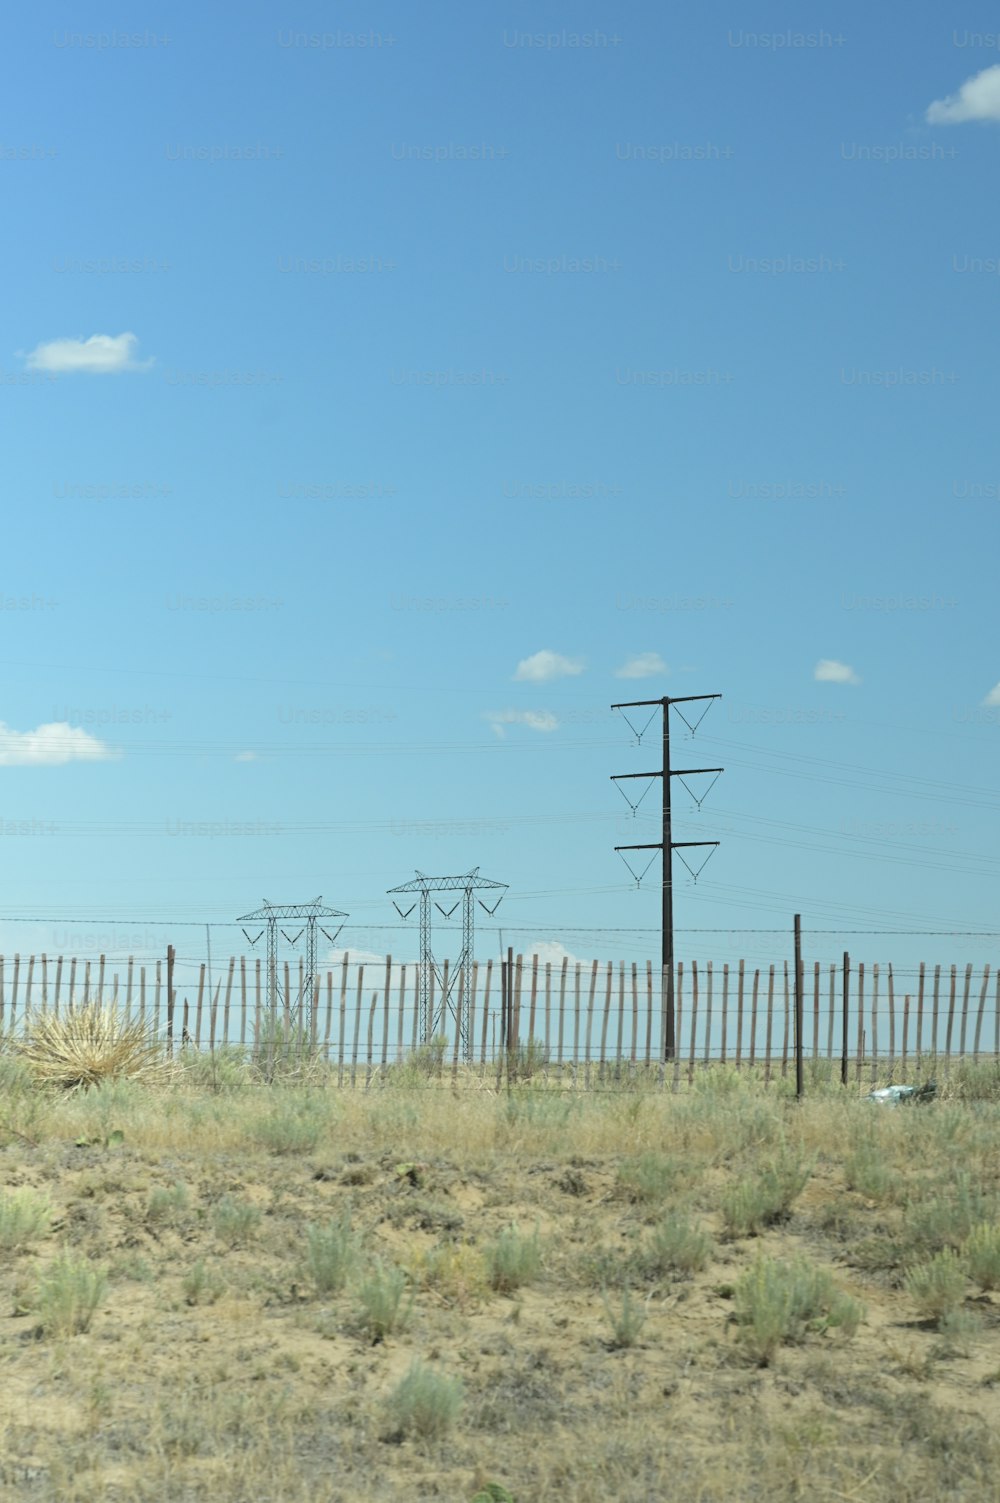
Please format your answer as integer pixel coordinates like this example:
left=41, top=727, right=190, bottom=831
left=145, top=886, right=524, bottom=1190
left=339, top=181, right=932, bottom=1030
left=15, top=1005, right=167, bottom=1091
left=1, top=1064, right=1000, bottom=1499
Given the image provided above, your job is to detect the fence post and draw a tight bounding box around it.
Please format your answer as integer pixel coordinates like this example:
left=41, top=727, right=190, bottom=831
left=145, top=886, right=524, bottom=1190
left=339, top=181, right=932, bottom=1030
left=841, top=952, right=850, bottom=1087
left=166, top=947, right=175, bottom=1055
left=794, top=914, right=803, bottom=1101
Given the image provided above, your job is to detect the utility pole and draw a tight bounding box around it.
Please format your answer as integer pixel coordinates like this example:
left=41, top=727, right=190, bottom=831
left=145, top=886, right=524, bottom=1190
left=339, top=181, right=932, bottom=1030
left=611, top=693, right=723, bottom=1061
left=387, top=868, right=507, bottom=1058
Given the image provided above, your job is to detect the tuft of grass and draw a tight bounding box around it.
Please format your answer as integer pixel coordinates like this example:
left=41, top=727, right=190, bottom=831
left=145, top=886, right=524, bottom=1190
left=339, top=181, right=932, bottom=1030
left=905, top=1249, right=968, bottom=1325
left=644, top=1213, right=712, bottom=1277
left=602, top=1285, right=648, bottom=1348
left=146, top=1182, right=192, bottom=1226
left=399, top=1035, right=449, bottom=1079
left=508, top=1037, right=550, bottom=1082
left=252, top=1097, right=328, bottom=1155
left=844, top=1142, right=895, bottom=1203
left=485, top=1223, right=542, bottom=1294
left=721, top=1149, right=811, bottom=1237
left=411, top=1241, right=489, bottom=1308
left=251, top=1020, right=322, bottom=1084
left=963, top=1223, right=1000, bottom=1293
left=211, top=1195, right=261, bottom=1247
left=17, top=1005, right=166, bottom=1090
left=935, top=1307, right=981, bottom=1357
left=733, top=1254, right=864, bottom=1365
left=385, top=1359, right=462, bottom=1441
left=945, top=1059, right=1000, bottom=1102
left=354, top=1258, right=412, bottom=1342
left=902, top=1174, right=994, bottom=1261
left=180, top=1045, right=249, bottom=1095
left=36, top=1252, right=108, bottom=1336
left=0, top=1188, right=52, bottom=1251
left=304, top=1216, right=357, bottom=1295
left=616, top=1152, right=689, bottom=1205
left=182, top=1258, right=226, bottom=1306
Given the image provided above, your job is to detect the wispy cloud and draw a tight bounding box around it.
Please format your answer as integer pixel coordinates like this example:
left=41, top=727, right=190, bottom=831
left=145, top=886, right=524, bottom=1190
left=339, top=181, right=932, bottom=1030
left=0, top=720, right=120, bottom=766
left=327, top=948, right=389, bottom=968
left=814, top=659, right=861, bottom=685
left=21, top=331, right=153, bottom=374
left=927, top=64, right=1000, bottom=124
left=615, top=651, right=668, bottom=679
left=521, top=939, right=588, bottom=968
left=983, top=682, right=1000, bottom=707
left=234, top=750, right=259, bottom=762
left=513, top=649, right=584, bottom=683
left=485, top=708, right=559, bottom=737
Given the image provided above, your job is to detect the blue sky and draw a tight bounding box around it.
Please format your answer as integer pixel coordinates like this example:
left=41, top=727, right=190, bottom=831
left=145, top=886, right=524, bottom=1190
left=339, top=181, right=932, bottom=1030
left=2, top=0, right=999, bottom=999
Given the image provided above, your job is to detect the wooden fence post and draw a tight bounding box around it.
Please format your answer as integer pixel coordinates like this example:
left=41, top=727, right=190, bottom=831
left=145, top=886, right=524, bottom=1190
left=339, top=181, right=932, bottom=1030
left=973, top=965, right=990, bottom=1058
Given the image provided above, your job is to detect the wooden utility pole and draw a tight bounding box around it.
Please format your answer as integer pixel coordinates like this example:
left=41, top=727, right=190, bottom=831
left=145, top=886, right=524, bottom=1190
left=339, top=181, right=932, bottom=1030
left=612, top=694, right=722, bottom=1061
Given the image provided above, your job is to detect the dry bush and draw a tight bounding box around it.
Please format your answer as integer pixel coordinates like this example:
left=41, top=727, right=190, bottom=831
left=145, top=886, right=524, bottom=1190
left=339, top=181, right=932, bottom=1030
left=17, top=1005, right=167, bottom=1090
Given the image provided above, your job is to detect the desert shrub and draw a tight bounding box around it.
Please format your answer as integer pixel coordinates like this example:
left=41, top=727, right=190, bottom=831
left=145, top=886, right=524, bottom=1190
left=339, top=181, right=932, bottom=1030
left=146, top=1182, right=192, bottom=1226
left=935, top=1307, right=981, bottom=1356
left=963, top=1223, right=1000, bottom=1292
left=902, top=1174, right=994, bottom=1261
left=252, top=1096, right=329, bottom=1155
left=509, top=1037, right=550, bottom=1081
left=602, top=1286, right=648, bottom=1348
left=36, top=1252, right=107, bottom=1335
left=485, top=1223, right=542, bottom=1293
left=721, top=1149, right=811, bottom=1237
left=843, top=1142, right=895, bottom=1203
left=727, top=1101, right=785, bottom=1155
left=403, top=1036, right=449, bottom=1077
left=906, top=1249, right=967, bottom=1325
left=251, top=1018, right=321, bottom=1083
left=385, top=1359, right=462, bottom=1441
left=211, top=1195, right=261, bottom=1247
left=644, top=1212, right=711, bottom=1277
left=0, top=1188, right=52, bottom=1251
left=945, top=1059, right=1000, bottom=1102
left=17, top=1006, right=165, bottom=1089
left=179, top=1045, right=249, bottom=1094
left=721, top=1180, right=767, bottom=1239
left=412, top=1242, right=489, bottom=1307
left=182, top=1259, right=226, bottom=1306
left=500, top=1090, right=578, bottom=1136
left=304, top=1216, right=357, bottom=1294
left=692, top=1066, right=746, bottom=1097
left=616, top=1152, right=689, bottom=1205
left=734, top=1254, right=864, bottom=1365
left=354, top=1259, right=411, bottom=1342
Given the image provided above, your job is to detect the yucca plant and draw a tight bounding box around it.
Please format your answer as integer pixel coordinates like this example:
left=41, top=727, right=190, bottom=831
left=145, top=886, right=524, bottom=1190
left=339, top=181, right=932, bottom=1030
left=17, top=1004, right=167, bottom=1090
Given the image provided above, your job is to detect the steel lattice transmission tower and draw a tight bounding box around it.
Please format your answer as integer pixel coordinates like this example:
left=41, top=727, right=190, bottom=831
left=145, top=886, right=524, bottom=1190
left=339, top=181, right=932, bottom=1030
left=388, top=868, right=507, bottom=1056
left=237, top=898, right=347, bottom=1023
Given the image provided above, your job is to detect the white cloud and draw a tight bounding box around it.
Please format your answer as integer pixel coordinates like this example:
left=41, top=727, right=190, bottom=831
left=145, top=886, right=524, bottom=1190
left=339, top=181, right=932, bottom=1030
left=234, top=750, right=258, bottom=762
left=0, top=720, right=120, bottom=766
left=520, top=939, right=589, bottom=968
left=513, top=649, right=584, bottom=683
left=485, top=708, right=559, bottom=737
left=927, top=64, right=1000, bottom=124
left=615, top=651, right=668, bottom=680
left=983, top=682, right=1000, bottom=707
left=22, top=332, right=153, bottom=374
left=814, top=659, right=861, bottom=685
left=327, top=948, right=390, bottom=969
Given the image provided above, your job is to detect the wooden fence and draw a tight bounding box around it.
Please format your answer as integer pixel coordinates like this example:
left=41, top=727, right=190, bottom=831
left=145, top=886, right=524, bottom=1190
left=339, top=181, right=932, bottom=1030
left=0, top=951, right=998, bottom=1084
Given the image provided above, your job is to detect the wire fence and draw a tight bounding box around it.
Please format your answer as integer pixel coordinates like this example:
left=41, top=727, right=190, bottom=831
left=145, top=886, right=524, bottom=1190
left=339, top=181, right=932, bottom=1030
left=1, top=949, right=997, bottom=1087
